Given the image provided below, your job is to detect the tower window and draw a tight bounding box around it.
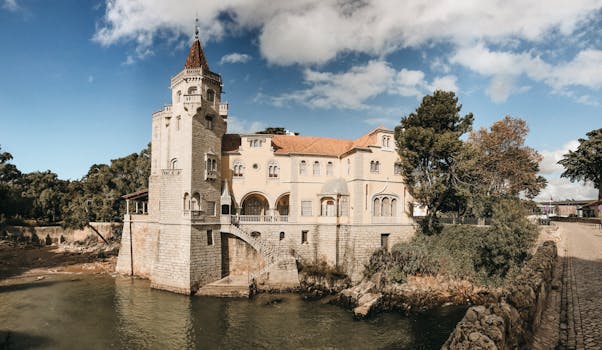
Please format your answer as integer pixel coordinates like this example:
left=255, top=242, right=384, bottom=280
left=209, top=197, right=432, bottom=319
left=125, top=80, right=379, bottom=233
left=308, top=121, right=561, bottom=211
left=279, top=232, right=285, bottom=240
left=176, top=90, right=181, bottom=103
left=205, top=115, right=214, bottom=130
left=249, top=139, right=262, bottom=148
left=301, top=230, right=308, bottom=244
left=188, top=86, right=198, bottom=95
left=176, top=116, right=181, bottom=131
left=170, top=158, right=179, bottom=169
left=206, top=154, right=218, bottom=181
left=326, top=161, right=334, bottom=176
left=207, top=89, right=215, bottom=102
left=394, top=162, right=402, bottom=175
left=207, top=230, right=213, bottom=246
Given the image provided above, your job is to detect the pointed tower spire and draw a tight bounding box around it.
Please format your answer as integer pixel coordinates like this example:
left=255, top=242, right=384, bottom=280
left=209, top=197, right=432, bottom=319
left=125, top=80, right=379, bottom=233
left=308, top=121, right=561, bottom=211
left=184, top=17, right=210, bottom=70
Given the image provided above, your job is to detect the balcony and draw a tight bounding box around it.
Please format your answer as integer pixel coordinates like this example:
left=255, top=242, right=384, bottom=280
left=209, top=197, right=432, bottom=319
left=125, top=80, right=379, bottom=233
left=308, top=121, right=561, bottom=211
left=183, top=94, right=202, bottom=103
left=219, top=103, right=228, bottom=117
left=162, top=169, right=182, bottom=176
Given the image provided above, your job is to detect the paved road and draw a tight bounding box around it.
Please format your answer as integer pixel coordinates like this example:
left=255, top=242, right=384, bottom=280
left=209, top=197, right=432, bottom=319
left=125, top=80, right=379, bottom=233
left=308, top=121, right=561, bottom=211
left=556, top=222, right=602, bottom=349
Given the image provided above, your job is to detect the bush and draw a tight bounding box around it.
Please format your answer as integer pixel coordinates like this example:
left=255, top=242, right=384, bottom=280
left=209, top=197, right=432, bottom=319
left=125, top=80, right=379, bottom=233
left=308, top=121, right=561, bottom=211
left=301, top=260, right=348, bottom=280
left=364, top=198, right=537, bottom=286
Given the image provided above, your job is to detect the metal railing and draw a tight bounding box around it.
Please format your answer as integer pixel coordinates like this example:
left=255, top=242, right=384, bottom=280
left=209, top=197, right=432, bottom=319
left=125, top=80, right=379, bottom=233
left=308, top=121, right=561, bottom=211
left=231, top=215, right=288, bottom=223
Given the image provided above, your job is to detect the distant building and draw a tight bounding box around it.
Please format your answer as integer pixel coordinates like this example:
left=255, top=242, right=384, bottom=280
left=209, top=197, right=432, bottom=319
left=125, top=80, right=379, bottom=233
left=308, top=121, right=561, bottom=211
left=537, top=199, right=598, bottom=218
left=116, top=28, right=415, bottom=294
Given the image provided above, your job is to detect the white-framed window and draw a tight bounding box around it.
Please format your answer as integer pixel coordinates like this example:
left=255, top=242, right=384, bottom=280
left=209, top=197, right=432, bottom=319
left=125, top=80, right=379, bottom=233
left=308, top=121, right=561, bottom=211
left=206, top=154, right=218, bottom=180
left=233, top=161, right=244, bottom=177
left=326, top=161, right=334, bottom=176
left=320, top=197, right=336, bottom=217
left=370, top=160, right=380, bottom=173
left=249, top=139, right=262, bottom=148
left=301, top=200, right=312, bottom=216
left=313, top=161, right=320, bottom=176
left=191, top=192, right=201, bottom=211
left=382, top=135, right=392, bottom=149
left=299, top=160, right=307, bottom=175
left=373, top=195, right=399, bottom=217
left=268, top=161, right=279, bottom=178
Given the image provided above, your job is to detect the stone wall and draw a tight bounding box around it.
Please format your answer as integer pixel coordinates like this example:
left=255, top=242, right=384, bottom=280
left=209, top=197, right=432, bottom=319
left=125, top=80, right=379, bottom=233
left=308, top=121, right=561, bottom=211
left=442, top=241, right=557, bottom=349
left=115, top=217, right=158, bottom=278
left=222, top=233, right=265, bottom=276
left=2, top=222, right=122, bottom=244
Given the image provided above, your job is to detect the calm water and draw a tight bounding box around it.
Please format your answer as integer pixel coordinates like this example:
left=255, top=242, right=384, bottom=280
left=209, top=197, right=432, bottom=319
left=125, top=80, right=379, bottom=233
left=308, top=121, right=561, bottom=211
left=0, top=275, right=465, bottom=349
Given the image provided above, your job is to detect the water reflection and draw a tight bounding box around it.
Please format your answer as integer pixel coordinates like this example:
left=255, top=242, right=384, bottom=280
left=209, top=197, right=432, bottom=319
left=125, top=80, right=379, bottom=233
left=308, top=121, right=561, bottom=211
left=0, top=275, right=465, bottom=349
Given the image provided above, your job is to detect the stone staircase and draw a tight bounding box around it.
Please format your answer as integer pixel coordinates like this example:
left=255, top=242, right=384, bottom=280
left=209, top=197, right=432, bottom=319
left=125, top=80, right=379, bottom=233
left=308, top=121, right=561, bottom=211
left=224, top=224, right=300, bottom=290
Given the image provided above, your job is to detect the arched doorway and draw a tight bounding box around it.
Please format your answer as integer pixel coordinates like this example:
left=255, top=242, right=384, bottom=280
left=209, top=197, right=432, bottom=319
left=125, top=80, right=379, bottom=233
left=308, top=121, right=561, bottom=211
left=241, top=193, right=269, bottom=216
left=276, top=193, right=289, bottom=216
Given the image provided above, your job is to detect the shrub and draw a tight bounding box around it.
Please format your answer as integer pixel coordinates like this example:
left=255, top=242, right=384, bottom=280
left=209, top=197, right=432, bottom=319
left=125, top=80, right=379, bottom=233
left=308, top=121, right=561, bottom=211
left=301, top=260, right=348, bottom=280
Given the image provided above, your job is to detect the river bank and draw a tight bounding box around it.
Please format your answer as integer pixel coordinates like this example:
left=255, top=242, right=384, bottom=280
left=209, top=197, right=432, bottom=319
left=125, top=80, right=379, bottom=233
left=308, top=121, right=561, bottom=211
left=0, top=238, right=119, bottom=283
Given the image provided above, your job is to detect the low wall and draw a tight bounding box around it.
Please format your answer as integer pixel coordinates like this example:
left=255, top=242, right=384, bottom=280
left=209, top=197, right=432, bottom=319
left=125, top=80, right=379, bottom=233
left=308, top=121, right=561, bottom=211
left=1, top=222, right=122, bottom=244
left=442, top=240, right=557, bottom=349
left=550, top=216, right=600, bottom=224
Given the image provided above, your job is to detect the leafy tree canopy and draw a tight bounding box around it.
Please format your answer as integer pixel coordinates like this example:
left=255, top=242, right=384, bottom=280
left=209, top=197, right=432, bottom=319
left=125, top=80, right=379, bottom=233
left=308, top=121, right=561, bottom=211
left=395, top=90, right=474, bottom=234
left=558, top=128, right=602, bottom=200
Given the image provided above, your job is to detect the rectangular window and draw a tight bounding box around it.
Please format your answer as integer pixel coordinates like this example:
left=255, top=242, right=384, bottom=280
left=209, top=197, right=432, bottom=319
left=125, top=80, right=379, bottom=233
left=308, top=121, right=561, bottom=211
left=279, top=232, right=285, bottom=240
left=326, top=162, right=334, bottom=176
left=207, top=230, right=213, bottom=246
left=339, top=197, right=349, bottom=216
left=301, top=201, right=312, bottom=216
left=206, top=201, right=216, bottom=216
left=381, top=233, right=390, bottom=251
left=394, top=162, right=402, bottom=175
left=301, top=230, right=308, bottom=244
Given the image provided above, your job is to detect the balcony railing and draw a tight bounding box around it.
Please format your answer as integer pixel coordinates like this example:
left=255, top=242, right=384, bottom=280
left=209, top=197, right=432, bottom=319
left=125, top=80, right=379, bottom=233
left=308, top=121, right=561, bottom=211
left=219, top=103, right=228, bottom=117
left=183, top=94, right=202, bottom=103
left=162, top=169, right=182, bottom=176
left=231, top=215, right=288, bottom=223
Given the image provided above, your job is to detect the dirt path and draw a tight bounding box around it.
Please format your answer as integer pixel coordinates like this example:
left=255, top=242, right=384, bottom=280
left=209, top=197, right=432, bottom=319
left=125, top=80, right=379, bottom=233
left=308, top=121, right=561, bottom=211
left=533, top=222, right=602, bottom=349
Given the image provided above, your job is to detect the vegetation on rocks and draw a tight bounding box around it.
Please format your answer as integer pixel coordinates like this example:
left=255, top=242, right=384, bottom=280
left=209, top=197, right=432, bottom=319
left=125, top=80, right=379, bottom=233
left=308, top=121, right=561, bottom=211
left=365, top=198, right=538, bottom=287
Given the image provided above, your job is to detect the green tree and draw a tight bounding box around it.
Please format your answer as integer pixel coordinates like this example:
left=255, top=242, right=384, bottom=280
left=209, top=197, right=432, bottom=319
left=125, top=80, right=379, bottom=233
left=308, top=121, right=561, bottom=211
left=395, top=90, right=474, bottom=234
left=558, top=128, right=602, bottom=200
left=256, top=127, right=298, bottom=135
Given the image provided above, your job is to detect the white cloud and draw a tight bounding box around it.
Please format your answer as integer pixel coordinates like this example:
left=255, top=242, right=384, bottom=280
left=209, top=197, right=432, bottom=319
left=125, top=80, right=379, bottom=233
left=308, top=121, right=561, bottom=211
left=94, top=0, right=602, bottom=65
left=535, top=140, right=597, bottom=201
left=2, top=0, right=19, bottom=11
left=451, top=44, right=602, bottom=103
left=227, top=116, right=266, bottom=134
left=270, top=60, right=457, bottom=110
left=220, top=53, right=252, bottom=64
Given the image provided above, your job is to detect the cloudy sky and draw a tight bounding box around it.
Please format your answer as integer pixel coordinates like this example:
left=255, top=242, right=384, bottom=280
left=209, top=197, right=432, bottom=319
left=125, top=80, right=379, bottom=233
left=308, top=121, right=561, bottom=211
left=0, top=0, right=600, bottom=200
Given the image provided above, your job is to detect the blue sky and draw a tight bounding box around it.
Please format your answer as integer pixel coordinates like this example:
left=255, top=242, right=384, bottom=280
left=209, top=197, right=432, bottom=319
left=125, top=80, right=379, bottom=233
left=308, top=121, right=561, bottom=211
left=0, top=0, right=600, bottom=200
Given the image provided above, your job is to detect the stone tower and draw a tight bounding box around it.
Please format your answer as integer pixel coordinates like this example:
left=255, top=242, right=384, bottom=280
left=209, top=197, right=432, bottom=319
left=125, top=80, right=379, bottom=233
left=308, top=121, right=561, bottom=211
left=148, top=24, right=228, bottom=294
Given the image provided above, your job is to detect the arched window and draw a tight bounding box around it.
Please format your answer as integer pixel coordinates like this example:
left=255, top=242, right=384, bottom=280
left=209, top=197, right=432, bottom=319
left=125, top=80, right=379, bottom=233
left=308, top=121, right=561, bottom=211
left=370, top=160, right=380, bottom=173
left=207, top=89, right=215, bottom=102
left=373, top=198, right=381, bottom=216
left=233, top=161, right=244, bottom=177
left=326, top=161, right=334, bottom=176
left=268, top=161, right=279, bottom=178
left=205, top=115, right=214, bottom=130
left=313, top=161, right=320, bottom=176
left=299, top=160, right=307, bottom=175
left=170, top=158, right=179, bottom=169
left=176, top=116, right=181, bottom=131
left=382, top=197, right=391, bottom=216
left=183, top=193, right=190, bottom=210
left=188, top=86, right=198, bottom=95
left=191, top=192, right=201, bottom=211
left=176, top=90, right=181, bottom=103
left=391, top=198, right=397, bottom=216
left=321, top=197, right=336, bottom=217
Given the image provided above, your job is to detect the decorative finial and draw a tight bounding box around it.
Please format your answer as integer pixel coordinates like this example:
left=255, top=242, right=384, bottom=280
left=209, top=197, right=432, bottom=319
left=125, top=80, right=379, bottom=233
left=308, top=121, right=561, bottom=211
left=194, top=16, right=199, bottom=40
